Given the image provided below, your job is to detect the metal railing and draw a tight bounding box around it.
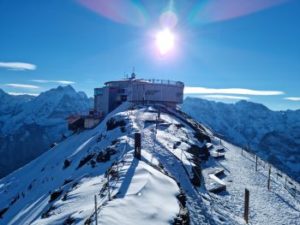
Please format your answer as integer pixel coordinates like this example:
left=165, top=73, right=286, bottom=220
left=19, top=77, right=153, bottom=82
left=144, top=79, right=184, bottom=86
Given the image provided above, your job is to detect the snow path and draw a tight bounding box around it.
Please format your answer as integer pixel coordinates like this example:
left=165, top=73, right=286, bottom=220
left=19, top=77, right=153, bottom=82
left=208, top=141, right=300, bottom=225
left=131, top=108, right=214, bottom=225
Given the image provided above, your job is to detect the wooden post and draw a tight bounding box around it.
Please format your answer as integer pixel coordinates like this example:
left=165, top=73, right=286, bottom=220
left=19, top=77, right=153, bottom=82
left=244, top=188, right=250, bottom=224
left=116, top=162, right=119, bottom=181
left=107, top=173, right=111, bottom=201
left=94, top=195, right=98, bottom=225
left=255, top=156, right=258, bottom=172
left=134, top=133, right=141, bottom=159
left=268, top=166, right=271, bottom=191
left=284, top=176, right=287, bottom=189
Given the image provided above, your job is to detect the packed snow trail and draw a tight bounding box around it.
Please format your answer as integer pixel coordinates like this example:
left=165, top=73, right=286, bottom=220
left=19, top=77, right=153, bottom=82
left=214, top=141, right=300, bottom=225
left=130, top=107, right=216, bottom=225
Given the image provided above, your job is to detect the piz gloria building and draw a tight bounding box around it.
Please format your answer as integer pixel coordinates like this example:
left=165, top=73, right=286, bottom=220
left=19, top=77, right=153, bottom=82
left=94, top=73, right=184, bottom=116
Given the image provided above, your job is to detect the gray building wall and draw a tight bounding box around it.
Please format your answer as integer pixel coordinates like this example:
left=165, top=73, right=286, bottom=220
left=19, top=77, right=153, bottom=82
left=129, top=82, right=184, bottom=104
left=94, top=79, right=184, bottom=115
left=94, top=87, right=110, bottom=115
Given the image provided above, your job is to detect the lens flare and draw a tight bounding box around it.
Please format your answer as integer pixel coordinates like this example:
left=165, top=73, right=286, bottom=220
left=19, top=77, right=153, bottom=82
left=188, top=0, right=289, bottom=24
left=155, top=28, right=175, bottom=55
left=78, top=0, right=148, bottom=27
left=160, top=11, right=178, bottom=28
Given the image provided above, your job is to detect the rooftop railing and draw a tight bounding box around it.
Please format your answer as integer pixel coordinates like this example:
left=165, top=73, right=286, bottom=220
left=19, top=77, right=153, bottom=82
left=144, top=79, right=184, bottom=86
left=104, top=78, right=184, bottom=87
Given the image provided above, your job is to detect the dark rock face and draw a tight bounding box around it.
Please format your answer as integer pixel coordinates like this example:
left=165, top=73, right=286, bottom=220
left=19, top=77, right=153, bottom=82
left=182, top=97, right=300, bottom=182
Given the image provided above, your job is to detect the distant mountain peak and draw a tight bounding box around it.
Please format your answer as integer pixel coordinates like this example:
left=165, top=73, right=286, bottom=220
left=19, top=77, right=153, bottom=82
left=49, top=85, right=76, bottom=95
left=0, top=88, right=7, bottom=96
left=235, top=100, right=270, bottom=111
left=56, top=84, right=75, bottom=92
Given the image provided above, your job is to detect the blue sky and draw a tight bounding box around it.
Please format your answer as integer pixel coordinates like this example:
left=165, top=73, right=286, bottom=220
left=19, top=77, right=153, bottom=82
left=0, top=0, right=300, bottom=110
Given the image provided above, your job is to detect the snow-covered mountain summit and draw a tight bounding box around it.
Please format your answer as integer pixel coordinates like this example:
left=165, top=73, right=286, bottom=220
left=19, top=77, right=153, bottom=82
left=0, top=86, right=92, bottom=179
left=0, top=103, right=299, bottom=225
left=1, top=85, right=91, bottom=134
left=182, top=97, right=300, bottom=182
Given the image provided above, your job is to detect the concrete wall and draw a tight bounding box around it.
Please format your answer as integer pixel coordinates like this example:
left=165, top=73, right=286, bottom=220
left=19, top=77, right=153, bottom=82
left=94, top=79, right=184, bottom=115
left=94, top=87, right=110, bottom=115
left=130, top=82, right=184, bottom=104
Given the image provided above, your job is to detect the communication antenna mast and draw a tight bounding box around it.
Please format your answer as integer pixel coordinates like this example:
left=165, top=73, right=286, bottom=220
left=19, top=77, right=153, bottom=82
left=131, top=66, right=136, bottom=79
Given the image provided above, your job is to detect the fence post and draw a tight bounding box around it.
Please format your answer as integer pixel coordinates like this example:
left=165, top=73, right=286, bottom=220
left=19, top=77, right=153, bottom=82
left=134, top=133, right=141, bottom=159
left=268, top=166, right=271, bottom=191
left=285, top=176, right=287, bottom=189
left=107, top=173, right=111, bottom=201
left=244, top=188, right=250, bottom=224
left=94, top=195, right=98, bottom=225
left=255, top=156, right=258, bottom=172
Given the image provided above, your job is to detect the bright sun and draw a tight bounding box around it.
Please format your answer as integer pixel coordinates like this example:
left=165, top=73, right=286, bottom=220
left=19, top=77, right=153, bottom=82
left=155, top=28, right=175, bottom=55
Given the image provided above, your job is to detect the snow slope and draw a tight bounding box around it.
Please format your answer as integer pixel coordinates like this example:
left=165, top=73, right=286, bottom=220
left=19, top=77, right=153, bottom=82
left=182, top=97, right=300, bottom=182
left=0, top=103, right=299, bottom=225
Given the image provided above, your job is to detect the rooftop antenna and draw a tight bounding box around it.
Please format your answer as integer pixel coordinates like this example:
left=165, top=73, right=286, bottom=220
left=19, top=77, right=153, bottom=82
left=131, top=66, right=136, bottom=79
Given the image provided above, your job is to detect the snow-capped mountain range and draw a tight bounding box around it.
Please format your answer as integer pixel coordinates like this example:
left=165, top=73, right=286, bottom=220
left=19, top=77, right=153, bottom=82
left=182, top=97, right=300, bottom=182
left=0, top=86, right=92, bottom=179
left=0, top=103, right=299, bottom=225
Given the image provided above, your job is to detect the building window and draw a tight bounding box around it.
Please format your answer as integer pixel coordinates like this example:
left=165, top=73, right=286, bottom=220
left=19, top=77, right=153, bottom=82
left=118, top=88, right=125, bottom=94
left=95, top=89, right=103, bottom=95
left=145, top=90, right=159, bottom=95
left=121, top=95, right=127, bottom=101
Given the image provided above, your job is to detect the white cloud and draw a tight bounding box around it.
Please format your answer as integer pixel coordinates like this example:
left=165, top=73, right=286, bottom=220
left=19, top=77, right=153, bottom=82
left=0, top=62, right=36, bottom=71
left=200, top=95, right=250, bottom=100
left=32, top=79, right=75, bottom=85
left=5, top=83, right=40, bottom=89
left=284, top=97, right=300, bottom=101
left=184, top=87, right=284, bottom=96
left=8, top=92, right=39, bottom=96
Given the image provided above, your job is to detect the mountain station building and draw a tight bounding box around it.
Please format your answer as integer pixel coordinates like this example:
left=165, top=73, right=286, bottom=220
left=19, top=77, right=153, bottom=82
left=68, top=73, right=184, bottom=130
left=94, top=73, right=184, bottom=116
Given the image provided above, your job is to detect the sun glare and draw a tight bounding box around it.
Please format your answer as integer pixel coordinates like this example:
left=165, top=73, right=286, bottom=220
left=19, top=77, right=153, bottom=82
left=155, top=28, right=175, bottom=55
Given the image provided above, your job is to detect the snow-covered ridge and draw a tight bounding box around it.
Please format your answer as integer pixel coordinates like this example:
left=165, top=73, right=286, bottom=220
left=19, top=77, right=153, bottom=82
left=182, top=97, right=300, bottom=182
left=0, top=103, right=299, bottom=225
